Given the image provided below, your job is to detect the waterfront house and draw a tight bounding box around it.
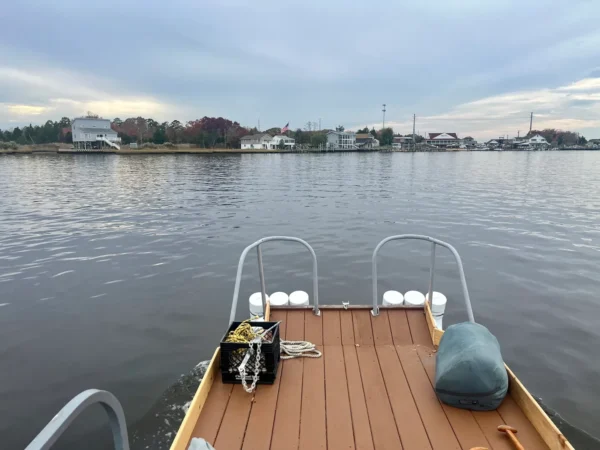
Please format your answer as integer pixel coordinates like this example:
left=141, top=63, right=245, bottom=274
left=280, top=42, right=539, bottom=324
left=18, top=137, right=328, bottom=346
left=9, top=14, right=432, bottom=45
left=326, top=131, right=357, bottom=150
left=269, top=135, right=295, bottom=149
left=392, top=136, right=413, bottom=150
left=72, top=117, right=120, bottom=150
left=240, top=133, right=273, bottom=149
left=426, top=133, right=461, bottom=148
left=528, top=134, right=549, bottom=149
left=355, top=133, right=379, bottom=149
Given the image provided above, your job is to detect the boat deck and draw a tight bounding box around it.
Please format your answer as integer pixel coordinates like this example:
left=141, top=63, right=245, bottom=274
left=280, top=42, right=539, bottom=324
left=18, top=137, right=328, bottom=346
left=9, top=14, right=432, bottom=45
left=186, top=308, right=549, bottom=450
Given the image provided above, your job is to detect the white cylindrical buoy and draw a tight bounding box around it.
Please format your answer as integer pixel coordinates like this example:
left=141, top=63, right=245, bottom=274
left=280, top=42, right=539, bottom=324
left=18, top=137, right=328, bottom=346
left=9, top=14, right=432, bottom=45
left=289, top=290, right=309, bottom=306
left=269, top=291, right=289, bottom=306
left=382, top=290, right=404, bottom=306
left=404, top=290, right=425, bottom=306
left=426, top=291, right=447, bottom=329
left=249, top=292, right=268, bottom=317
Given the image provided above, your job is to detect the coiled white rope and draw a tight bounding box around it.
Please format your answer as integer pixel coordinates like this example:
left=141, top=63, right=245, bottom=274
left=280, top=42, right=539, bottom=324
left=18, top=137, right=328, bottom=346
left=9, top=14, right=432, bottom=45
left=280, top=340, right=322, bottom=359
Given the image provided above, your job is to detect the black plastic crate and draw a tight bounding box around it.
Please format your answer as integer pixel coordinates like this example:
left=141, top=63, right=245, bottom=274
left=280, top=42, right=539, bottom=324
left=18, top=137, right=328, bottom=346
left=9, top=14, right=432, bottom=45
left=220, top=321, right=281, bottom=385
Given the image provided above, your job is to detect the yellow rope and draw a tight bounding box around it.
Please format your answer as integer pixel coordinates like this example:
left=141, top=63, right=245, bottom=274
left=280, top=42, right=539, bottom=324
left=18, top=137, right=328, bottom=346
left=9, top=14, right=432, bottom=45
left=225, top=319, right=258, bottom=343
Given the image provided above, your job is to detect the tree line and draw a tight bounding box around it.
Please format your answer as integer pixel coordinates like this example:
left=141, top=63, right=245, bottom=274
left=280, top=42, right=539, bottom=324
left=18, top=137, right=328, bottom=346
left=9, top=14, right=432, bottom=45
left=0, top=116, right=589, bottom=148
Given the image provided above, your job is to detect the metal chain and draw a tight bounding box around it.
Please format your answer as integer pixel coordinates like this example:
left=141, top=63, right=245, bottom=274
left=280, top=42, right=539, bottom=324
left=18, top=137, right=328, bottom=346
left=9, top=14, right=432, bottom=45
left=239, top=340, right=262, bottom=393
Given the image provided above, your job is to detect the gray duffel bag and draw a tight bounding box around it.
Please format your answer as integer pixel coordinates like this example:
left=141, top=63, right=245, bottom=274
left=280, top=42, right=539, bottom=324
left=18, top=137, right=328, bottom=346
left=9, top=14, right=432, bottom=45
left=435, top=322, right=508, bottom=411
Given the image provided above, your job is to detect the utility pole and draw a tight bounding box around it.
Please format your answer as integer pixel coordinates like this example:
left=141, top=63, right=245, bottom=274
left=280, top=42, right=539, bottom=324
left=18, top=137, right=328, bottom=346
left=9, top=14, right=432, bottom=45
left=529, top=112, right=533, bottom=133
left=518, top=130, right=520, bottom=138
left=412, top=114, right=416, bottom=151
left=382, top=104, right=386, bottom=130
left=318, top=118, right=321, bottom=131
left=258, top=119, right=260, bottom=132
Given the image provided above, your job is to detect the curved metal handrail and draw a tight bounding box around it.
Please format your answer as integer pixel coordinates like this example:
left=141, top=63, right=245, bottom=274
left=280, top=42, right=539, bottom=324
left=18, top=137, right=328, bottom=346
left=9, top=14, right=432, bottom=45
left=230, top=236, right=320, bottom=323
left=26, top=389, right=129, bottom=450
left=372, top=234, right=474, bottom=322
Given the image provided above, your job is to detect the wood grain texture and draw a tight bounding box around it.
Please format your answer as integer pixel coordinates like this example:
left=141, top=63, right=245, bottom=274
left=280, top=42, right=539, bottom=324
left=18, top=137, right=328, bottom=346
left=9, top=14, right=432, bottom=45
left=323, top=310, right=342, bottom=345
left=325, top=345, right=355, bottom=450
left=376, top=345, right=432, bottom=450
left=352, top=310, right=374, bottom=345
left=416, top=346, right=492, bottom=450
left=340, top=309, right=356, bottom=345
left=370, top=310, right=394, bottom=345
left=387, top=309, right=413, bottom=346
left=343, top=345, right=375, bottom=450
left=270, top=310, right=305, bottom=450
left=504, top=365, right=570, bottom=450
left=299, top=311, right=326, bottom=450
left=213, top=386, right=253, bottom=449
left=406, top=310, right=432, bottom=347
left=190, top=380, right=233, bottom=446
left=396, top=345, right=461, bottom=450
left=356, top=345, right=403, bottom=449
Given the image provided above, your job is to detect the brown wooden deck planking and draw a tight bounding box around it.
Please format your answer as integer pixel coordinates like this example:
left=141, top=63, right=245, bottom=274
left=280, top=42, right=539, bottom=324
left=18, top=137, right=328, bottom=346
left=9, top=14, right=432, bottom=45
left=323, top=309, right=342, bottom=345
left=396, top=345, right=462, bottom=450
left=343, top=345, right=375, bottom=450
left=323, top=310, right=356, bottom=449
left=189, top=307, right=551, bottom=450
left=352, top=310, right=375, bottom=345
left=299, top=311, right=326, bottom=450
left=354, top=310, right=403, bottom=449
left=270, top=310, right=305, bottom=450
left=387, top=309, right=413, bottom=346
left=376, top=345, right=433, bottom=450
left=497, top=395, right=549, bottom=449
left=190, top=377, right=233, bottom=446
left=405, top=310, right=432, bottom=346
left=416, top=346, right=494, bottom=450
left=241, top=310, right=287, bottom=450
left=213, top=386, right=253, bottom=449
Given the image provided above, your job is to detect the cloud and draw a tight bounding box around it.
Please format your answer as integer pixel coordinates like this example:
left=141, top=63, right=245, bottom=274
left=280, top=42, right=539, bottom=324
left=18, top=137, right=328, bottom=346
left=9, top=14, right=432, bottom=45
left=380, top=77, right=600, bottom=140
left=2, top=0, right=600, bottom=135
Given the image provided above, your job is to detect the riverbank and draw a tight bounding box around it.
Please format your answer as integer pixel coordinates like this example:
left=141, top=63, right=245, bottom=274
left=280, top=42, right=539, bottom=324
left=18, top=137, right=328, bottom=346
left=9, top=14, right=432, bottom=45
left=1, top=144, right=598, bottom=154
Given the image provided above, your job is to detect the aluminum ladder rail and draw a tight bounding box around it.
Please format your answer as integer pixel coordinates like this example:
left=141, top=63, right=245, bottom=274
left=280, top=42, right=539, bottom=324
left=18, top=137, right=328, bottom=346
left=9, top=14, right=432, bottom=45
left=371, top=234, right=475, bottom=322
left=230, top=236, right=320, bottom=324
left=26, top=389, right=129, bottom=450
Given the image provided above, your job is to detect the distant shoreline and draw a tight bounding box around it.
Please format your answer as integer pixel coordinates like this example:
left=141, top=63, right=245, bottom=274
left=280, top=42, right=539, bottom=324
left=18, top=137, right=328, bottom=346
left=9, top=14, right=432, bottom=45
left=0, top=145, right=596, bottom=155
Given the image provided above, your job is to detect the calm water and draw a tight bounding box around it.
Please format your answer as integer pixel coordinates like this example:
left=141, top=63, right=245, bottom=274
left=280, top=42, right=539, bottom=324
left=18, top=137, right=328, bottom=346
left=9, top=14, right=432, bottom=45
left=1, top=152, right=600, bottom=449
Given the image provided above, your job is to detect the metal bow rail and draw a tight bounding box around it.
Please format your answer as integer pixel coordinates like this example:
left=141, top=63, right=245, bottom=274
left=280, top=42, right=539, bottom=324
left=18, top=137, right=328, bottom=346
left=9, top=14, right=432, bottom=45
left=371, top=234, right=475, bottom=322
left=25, top=389, right=129, bottom=450
left=230, top=236, right=320, bottom=324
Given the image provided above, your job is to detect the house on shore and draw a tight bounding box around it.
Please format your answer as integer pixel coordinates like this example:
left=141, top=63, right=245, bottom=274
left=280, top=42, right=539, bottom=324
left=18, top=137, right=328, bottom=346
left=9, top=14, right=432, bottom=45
left=326, top=131, right=357, bottom=150
left=355, top=133, right=379, bottom=149
left=270, top=135, right=295, bottom=149
left=392, top=136, right=413, bottom=150
left=426, top=133, right=461, bottom=148
left=518, top=134, right=549, bottom=150
left=72, top=117, right=121, bottom=150
left=240, top=133, right=273, bottom=149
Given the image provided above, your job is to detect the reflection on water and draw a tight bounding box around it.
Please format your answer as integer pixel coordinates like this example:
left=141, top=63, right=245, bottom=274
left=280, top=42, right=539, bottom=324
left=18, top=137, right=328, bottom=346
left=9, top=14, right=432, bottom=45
left=1, top=152, right=600, bottom=448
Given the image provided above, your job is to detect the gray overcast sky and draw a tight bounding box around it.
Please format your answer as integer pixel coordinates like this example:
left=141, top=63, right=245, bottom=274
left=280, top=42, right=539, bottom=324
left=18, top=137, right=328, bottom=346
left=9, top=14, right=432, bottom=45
left=1, top=0, right=600, bottom=140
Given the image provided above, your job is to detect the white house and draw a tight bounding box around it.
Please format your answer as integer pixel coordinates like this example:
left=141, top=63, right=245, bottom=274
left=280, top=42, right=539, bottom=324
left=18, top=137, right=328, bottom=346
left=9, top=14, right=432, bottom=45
left=517, top=134, right=549, bottom=150
left=528, top=134, right=549, bottom=149
left=270, top=135, right=295, bottom=149
left=72, top=117, right=120, bottom=150
left=240, top=133, right=273, bottom=149
left=426, top=132, right=461, bottom=147
left=326, top=131, right=357, bottom=150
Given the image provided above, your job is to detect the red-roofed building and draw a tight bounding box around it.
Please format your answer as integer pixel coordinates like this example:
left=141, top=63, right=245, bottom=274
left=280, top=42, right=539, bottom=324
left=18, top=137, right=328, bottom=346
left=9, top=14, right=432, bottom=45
left=426, top=133, right=461, bottom=148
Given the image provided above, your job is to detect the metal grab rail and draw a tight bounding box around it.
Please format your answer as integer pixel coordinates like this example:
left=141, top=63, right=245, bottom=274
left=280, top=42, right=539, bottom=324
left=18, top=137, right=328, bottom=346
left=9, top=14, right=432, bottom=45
left=26, top=389, right=129, bottom=450
left=372, top=234, right=474, bottom=323
left=230, top=236, right=320, bottom=324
